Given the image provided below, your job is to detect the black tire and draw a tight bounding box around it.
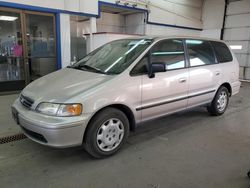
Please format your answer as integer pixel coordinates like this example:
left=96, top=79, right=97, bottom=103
left=84, top=108, right=129, bottom=159
left=247, top=171, right=250, bottom=178
left=207, top=86, right=229, bottom=116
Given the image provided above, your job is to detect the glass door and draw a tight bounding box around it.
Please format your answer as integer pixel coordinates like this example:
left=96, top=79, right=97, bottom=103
left=24, top=11, right=57, bottom=82
left=0, top=8, right=57, bottom=92
left=0, top=8, right=25, bottom=92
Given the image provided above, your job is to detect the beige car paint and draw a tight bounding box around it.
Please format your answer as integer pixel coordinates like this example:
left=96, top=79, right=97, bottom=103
left=12, top=36, right=241, bottom=148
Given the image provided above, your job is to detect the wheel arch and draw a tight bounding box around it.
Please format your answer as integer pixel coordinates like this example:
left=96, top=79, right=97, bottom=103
left=83, top=104, right=136, bottom=142
left=220, top=82, right=232, bottom=96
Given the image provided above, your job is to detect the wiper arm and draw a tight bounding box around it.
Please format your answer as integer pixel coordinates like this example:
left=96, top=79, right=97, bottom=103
left=68, top=64, right=115, bottom=75
left=77, top=64, right=107, bottom=74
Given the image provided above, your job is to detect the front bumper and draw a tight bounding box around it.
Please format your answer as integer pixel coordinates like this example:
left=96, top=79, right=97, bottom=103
left=12, top=99, right=90, bottom=148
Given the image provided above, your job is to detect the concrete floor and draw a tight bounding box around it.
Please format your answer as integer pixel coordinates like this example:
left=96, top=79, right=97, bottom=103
left=0, top=83, right=250, bottom=188
left=0, top=94, right=20, bottom=137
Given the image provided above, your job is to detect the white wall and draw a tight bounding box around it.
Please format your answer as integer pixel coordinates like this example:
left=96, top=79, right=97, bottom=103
left=201, top=0, right=225, bottom=39
left=86, top=33, right=143, bottom=52
left=1, top=0, right=218, bottom=38
left=1, top=0, right=218, bottom=37
left=147, top=0, right=203, bottom=29
left=102, top=0, right=203, bottom=29
left=1, top=0, right=64, bottom=9
left=97, top=12, right=125, bottom=33
left=1, top=0, right=203, bottom=29
left=99, top=0, right=205, bottom=37
left=60, top=14, right=71, bottom=68
left=65, top=0, right=98, bottom=15
left=223, top=0, right=250, bottom=79
left=125, top=13, right=146, bottom=35
left=97, top=12, right=146, bottom=35
left=145, top=24, right=201, bottom=36
left=0, top=0, right=99, bottom=15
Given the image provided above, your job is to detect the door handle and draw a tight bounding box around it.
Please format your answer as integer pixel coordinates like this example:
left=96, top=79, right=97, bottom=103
left=179, top=77, right=187, bottom=83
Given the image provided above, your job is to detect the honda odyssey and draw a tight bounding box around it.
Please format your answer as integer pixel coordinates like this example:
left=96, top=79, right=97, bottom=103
left=12, top=36, right=241, bottom=158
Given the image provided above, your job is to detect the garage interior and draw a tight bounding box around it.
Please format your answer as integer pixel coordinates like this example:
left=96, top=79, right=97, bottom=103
left=0, top=0, right=250, bottom=187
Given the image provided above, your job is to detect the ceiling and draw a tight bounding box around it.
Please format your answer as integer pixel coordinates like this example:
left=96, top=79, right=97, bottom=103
left=101, top=4, right=146, bottom=15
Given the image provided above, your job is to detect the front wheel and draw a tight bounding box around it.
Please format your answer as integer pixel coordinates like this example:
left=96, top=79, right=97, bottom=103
left=207, top=86, right=229, bottom=116
left=84, top=108, right=129, bottom=158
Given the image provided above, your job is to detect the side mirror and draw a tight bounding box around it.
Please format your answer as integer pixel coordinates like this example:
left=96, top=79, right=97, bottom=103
left=148, top=62, right=166, bottom=78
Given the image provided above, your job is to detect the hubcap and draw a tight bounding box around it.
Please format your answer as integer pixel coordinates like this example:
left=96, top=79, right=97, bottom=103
left=96, top=118, right=124, bottom=152
left=217, top=91, right=227, bottom=112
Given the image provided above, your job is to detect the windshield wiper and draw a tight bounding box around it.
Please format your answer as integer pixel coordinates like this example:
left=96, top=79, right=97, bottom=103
left=74, top=64, right=107, bottom=74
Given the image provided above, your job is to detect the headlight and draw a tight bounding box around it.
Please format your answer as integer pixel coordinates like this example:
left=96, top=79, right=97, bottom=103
left=36, top=102, right=82, bottom=116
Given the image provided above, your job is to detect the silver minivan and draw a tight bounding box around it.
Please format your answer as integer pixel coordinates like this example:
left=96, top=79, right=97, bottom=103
left=12, top=36, right=241, bottom=158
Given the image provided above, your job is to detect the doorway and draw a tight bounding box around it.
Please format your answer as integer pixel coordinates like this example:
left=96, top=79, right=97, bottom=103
left=0, top=7, right=57, bottom=92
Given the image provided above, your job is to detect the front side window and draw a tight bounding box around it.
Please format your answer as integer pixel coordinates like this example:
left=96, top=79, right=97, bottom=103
left=151, top=39, right=185, bottom=70
left=211, top=41, right=233, bottom=63
left=72, top=38, right=153, bottom=74
left=130, top=54, right=149, bottom=76
left=186, top=39, right=216, bottom=67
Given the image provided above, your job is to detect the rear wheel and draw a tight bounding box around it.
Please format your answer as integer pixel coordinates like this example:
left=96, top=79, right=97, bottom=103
left=247, top=171, right=250, bottom=178
left=207, top=86, right=229, bottom=116
left=84, top=108, right=129, bottom=158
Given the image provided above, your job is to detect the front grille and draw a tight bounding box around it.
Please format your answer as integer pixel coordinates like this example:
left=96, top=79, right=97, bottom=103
left=20, top=94, right=34, bottom=109
left=21, top=126, right=47, bottom=143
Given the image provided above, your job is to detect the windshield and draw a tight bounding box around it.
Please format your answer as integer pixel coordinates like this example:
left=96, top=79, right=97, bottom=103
left=71, top=38, right=153, bottom=74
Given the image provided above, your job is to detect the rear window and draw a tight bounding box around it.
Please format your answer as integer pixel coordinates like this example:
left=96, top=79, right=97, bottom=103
left=211, top=41, right=233, bottom=63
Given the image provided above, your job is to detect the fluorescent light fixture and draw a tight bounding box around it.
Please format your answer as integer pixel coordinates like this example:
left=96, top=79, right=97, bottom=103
left=152, top=51, right=184, bottom=56
left=186, top=40, right=203, bottom=45
left=0, top=16, right=18, bottom=21
left=230, top=45, right=242, bottom=50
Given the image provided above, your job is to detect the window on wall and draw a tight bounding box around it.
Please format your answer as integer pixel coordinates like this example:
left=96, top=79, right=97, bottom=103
left=70, top=15, right=90, bottom=62
left=151, top=39, right=185, bottom=70
left=186, top=39, right=216, bottom=67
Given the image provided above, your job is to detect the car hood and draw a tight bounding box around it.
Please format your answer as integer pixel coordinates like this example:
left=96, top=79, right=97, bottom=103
left=22, top=68, right=114, bottom=103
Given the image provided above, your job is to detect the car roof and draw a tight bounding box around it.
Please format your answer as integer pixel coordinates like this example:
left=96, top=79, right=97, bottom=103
left=126, top=35, right=224, bottom=43
left=154, top=36, right=224, bottom=43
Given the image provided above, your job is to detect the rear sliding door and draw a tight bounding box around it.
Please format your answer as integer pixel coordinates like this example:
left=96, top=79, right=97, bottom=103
left=185, top=39, right=221, bottom=108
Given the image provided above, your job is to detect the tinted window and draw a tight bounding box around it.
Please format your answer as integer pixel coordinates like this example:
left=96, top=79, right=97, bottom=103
left=186, top=39, right=216, bottom=67
left=130, top=54, right=149, bottom=75
left=151, top=39, right=185, bottom=70
left=211, top=41, right=233, bottom=63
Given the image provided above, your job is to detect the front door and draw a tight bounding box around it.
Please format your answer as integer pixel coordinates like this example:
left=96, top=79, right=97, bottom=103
left=140, top=39, right=189, bottom=121
left=0, top=8, right=57, bottom=92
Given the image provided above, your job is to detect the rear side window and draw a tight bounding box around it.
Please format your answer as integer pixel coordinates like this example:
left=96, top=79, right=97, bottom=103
left=211, top=41, right=233, bottom=63
left=185, top=39, right=216, bottom=67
